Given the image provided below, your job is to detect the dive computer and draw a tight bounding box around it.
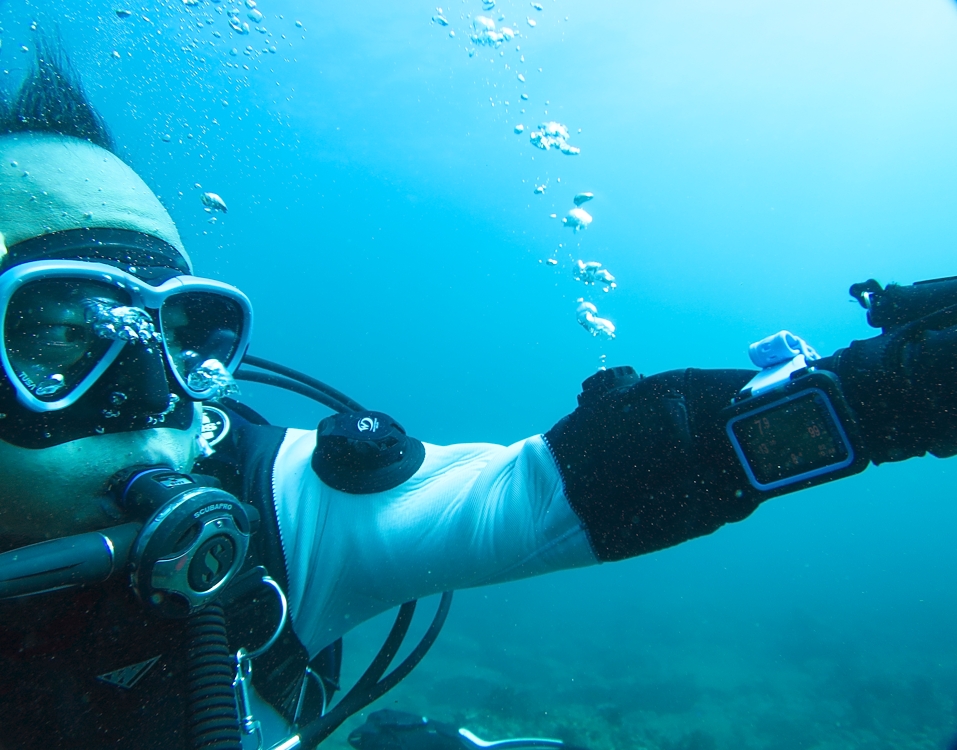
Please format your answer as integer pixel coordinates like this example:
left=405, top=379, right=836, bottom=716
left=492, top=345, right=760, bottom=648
left=723, top=331, right=868, bottom=492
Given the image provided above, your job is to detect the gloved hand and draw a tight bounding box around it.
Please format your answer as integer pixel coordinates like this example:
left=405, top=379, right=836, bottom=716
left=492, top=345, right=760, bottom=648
left=821, top=304, right=957, bottom=464
left=544, top=366, right=762, bottom=561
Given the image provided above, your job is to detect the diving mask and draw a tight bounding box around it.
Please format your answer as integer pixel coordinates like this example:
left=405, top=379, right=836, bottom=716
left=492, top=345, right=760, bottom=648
left=0, top=259, right=253, bottom=412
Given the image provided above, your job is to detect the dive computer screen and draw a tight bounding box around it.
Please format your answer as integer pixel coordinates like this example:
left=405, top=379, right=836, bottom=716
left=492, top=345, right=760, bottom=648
left=727, top=388, right=854, bottom=490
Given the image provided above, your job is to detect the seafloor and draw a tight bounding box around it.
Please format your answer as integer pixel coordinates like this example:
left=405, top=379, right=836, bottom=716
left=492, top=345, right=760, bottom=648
left=325, top=595, right=957, bottom=750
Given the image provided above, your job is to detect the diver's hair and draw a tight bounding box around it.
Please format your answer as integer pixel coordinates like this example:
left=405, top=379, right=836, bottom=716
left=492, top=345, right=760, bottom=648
left=0, top=38, right=115, bottom=152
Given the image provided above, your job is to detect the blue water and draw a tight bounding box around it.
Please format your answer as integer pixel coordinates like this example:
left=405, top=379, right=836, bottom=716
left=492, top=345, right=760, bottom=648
left=5, top=0, right=957, bottom=746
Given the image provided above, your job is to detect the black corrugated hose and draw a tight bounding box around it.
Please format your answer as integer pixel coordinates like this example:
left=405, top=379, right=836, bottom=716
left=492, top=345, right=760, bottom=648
left=185, top=603, right=243, bottom=750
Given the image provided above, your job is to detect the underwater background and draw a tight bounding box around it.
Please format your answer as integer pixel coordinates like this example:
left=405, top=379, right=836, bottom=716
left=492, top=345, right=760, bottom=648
left=3, top=0, right=957, bottom=747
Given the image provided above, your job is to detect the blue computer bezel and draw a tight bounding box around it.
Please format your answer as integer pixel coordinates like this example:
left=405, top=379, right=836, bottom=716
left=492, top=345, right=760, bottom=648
left=725, top=371, right=862, bottom=492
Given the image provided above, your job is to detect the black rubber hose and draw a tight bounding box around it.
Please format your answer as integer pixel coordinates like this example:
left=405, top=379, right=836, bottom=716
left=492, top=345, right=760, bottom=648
left=241, top=355, right=366, bottom=413
left=358, top=591, right=453, bottom=697
left=185, top=603, right=242, bottom=750
left=298, top=591, right=453, bottom=749
left=234, top=368, right=352, bottom=415
left=346, top=601, right=416, bottom=694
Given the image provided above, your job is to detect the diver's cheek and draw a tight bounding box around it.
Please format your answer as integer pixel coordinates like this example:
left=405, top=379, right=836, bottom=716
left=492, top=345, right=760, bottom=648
left=166, top=403, right=205, bottom=471
left=0, top=405, right=204, bottom=541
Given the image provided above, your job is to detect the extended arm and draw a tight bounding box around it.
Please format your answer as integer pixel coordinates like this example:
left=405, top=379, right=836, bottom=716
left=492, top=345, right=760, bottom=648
left=276, top=275, right=957, bottom=657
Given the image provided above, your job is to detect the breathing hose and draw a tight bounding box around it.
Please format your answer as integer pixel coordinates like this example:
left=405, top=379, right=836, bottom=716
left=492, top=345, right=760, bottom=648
left=185, top=603, right=243, bottom=750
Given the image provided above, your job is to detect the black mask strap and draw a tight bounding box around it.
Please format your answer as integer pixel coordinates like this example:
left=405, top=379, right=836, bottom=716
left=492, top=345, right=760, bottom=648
left=4, top=229, right=190, bottom=281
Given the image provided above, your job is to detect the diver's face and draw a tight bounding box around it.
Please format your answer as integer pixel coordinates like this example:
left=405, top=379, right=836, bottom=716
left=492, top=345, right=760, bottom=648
left=0, top=133, right=199, bottom=545
left=0, top=406, right=203, bottom=543
left=0, top=287, right=204, bottom=544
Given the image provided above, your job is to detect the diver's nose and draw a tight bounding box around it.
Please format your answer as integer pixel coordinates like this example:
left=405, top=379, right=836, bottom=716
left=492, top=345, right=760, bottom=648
left=105, top=342, right=174, bottom=414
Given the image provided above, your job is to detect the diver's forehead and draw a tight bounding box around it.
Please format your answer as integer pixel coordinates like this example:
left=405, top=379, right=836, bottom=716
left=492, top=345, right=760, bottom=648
left=0, top=133, right=189, bottom=268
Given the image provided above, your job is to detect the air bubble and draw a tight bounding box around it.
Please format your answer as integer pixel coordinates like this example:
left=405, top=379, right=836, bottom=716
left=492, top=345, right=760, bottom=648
left=576, top=301, right=615, bottom=339
left=201, top=192, right=228, bottom=212
left=529, top=121, right=580, bottom=155
left=562, top=208, right=592, bottom=231
left=35, top=374, right=66, bottom=398
left=187, top=360, right=240, bottom=400
left=85, top=300, right=162, bottom=348
left=471, top=16, right=513, bottom=47
left=573, top=260, right=616, bottom=290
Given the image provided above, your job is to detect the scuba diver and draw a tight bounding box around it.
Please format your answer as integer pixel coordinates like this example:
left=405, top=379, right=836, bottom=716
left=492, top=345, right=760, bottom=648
left=1, top=47, right=956, bottom=750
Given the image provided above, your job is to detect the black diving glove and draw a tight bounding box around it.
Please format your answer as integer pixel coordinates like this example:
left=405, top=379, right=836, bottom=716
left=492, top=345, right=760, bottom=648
left=820, top=287, right=957, bottom=464
left=544, top=366, right=762, bottom=561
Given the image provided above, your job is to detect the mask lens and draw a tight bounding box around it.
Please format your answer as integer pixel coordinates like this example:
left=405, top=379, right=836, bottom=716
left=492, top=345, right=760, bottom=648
left=4, top=279, right=132, bottom=402
left=162, top=292, right=244, bottom=392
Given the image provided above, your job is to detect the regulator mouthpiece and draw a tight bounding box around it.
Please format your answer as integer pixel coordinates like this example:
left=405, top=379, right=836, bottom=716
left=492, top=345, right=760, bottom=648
left=113, top=466, right=258, bottom=618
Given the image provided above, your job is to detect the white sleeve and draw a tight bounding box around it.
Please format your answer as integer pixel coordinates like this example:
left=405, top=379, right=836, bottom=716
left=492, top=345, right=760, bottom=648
left=271, top=428, right=598, bottom=658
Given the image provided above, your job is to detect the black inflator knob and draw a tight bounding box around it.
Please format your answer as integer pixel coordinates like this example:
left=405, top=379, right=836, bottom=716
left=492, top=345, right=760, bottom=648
left=312, top=411, right=426, bottom=494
